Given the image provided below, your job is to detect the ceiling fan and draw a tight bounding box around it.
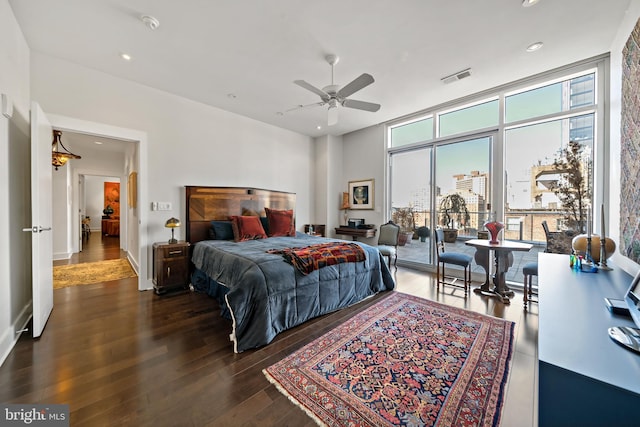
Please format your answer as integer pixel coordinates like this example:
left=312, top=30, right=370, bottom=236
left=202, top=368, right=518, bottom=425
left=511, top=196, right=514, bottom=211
left=291, top=54, right=380, bottom=126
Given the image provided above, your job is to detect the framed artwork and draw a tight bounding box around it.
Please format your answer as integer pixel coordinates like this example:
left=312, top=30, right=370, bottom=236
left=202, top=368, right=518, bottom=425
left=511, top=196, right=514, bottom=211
left=128, top=171, right=137, bottom=208
left=104, top=182, right=120, bottom=217
left=349, top=179, right=374, bottom=210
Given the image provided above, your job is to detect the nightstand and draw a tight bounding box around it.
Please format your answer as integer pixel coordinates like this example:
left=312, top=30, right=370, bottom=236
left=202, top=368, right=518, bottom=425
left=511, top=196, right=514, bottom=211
left=152, top=241, right=190, bottom=295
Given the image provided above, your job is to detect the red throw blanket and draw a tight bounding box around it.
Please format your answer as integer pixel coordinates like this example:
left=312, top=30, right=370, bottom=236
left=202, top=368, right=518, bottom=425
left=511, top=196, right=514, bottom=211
left=268, top=242, right=366, bottom=275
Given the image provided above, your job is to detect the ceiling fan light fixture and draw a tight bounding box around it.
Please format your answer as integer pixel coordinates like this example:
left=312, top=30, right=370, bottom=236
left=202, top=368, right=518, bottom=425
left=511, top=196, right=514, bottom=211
left=328, top=105, right=338, bottom=126
left=292, top=54, right=380, bottom=126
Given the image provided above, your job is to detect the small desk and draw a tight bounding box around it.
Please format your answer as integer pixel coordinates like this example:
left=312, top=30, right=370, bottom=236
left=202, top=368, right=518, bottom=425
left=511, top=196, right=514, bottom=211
left=334, top=226, right=377, bottom=241
left=465, top=239, right=532, bottom=303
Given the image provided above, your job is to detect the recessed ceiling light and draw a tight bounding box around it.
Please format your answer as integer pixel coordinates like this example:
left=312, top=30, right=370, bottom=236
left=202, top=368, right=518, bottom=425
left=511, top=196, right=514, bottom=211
left=522, top=0, right=540, bottom=7
left=94, top=141, right=103, bottom=145
left=227, top=93, right=237, bottom=99
left=526, top=42, right=543, bottom=52
left=120, top=53, right=132, bottom=61
left=316, top=125, right=322, bottom=130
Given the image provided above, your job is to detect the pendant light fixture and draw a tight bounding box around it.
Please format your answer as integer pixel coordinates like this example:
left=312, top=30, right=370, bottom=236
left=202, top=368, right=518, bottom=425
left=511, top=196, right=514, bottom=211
left=51, top=130, right=81, bottom=170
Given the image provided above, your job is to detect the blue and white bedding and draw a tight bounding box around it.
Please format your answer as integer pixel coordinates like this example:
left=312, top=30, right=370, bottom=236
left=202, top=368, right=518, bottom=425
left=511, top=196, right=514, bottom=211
left=191, top=233, right=395, bottom=352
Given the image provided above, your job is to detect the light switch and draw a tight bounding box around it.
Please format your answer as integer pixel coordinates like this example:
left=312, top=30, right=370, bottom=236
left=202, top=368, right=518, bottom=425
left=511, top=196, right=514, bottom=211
left=151, top=202, right=158, bottom=211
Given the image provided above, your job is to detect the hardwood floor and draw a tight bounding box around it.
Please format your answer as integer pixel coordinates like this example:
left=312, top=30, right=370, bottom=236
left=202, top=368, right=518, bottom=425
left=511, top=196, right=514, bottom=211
left=1, top=236, right=538, bottom=426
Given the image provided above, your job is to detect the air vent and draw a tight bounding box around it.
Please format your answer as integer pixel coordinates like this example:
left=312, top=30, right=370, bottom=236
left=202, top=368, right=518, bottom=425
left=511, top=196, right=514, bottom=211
left=441, top=68, right=472, bottom=84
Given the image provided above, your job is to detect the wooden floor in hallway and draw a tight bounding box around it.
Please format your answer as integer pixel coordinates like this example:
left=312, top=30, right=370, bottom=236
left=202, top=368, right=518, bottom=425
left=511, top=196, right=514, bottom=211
left=1, top=236, right=538, bottom=426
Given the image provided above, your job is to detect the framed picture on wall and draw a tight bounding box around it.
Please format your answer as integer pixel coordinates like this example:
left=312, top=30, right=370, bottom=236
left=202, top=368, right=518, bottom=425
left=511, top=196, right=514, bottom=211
left=128, top=171, right=137, bottom=208
left=349, top=179, right=374, bottom=210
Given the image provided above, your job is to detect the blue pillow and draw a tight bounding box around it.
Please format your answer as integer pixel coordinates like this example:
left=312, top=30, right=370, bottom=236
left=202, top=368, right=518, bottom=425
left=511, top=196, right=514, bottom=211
left=211, top=221, right=234, bottom=240
left=260, top=217, right=269, bottom=235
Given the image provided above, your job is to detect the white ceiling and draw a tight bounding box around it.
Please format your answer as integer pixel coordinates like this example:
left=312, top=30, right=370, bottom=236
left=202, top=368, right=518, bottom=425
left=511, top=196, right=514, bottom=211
left=9, top=0, right=632, bottom=139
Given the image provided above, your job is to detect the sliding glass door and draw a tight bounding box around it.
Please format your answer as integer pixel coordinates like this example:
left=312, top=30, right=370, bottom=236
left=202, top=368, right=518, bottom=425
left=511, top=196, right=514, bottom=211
left=387, top=60, right=603, bottom=284
left=390, top=136, right=492, bottom=269
left=390, top=148, right=432, bottom=265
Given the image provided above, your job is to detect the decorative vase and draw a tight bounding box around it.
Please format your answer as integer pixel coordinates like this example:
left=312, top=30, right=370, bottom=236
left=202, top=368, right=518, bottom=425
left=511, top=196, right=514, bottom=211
left=103, top=205, right=114, bottom=218
left=484, top=220, right=504, bottom=244
left=571, top=234, right=616, bottom=263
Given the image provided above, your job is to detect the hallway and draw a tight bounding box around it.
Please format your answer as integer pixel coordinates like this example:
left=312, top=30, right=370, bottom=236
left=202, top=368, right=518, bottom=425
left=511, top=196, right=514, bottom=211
left=53, top=232, right=126, bottom=266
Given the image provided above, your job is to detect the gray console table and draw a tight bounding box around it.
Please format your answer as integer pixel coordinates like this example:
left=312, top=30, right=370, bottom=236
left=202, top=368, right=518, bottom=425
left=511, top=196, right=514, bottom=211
left=538, top=253, right=640, bottom=426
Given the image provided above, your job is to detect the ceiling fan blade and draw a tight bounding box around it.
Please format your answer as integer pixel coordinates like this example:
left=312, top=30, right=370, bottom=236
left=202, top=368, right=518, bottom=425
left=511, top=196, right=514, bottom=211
left=337, top=73, right=374, bottom=99
left=294, top=80, right=330, bottom=101
left=284, top=101, right=325, bottom=112
left=328, top=107, right=338, bottom=126
left=342, top=99, right=381, bottom=112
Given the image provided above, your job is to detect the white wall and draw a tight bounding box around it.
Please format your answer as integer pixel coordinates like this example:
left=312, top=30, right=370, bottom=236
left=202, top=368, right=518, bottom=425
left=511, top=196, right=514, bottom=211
left=608, top=0, right=640, bottom=276
left=314, top=134, right=345, bottom=234
left=124, top=142, right=139, bottom=268
left=30, top=52, right=314, bottom=283
left=341, top=124, right=387, bottom=246
left=0, top=0, right=32, bottom=366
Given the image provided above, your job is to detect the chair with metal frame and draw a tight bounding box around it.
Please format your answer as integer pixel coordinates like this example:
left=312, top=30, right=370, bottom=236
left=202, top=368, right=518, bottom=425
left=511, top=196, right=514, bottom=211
left=376, top=221, right=400, bottom=269
left=434, top=227, right=473, bottom=296
left=522, top=261, right=538, bottom=308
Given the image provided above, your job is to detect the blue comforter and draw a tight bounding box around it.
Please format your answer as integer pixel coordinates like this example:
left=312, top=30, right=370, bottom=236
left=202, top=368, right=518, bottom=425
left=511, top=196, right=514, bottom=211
left=191, top=233, right=395, bottom=352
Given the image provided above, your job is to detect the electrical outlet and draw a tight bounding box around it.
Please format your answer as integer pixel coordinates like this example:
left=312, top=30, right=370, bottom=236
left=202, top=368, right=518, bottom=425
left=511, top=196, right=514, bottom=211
left=158, top=202, right=172, bottom=211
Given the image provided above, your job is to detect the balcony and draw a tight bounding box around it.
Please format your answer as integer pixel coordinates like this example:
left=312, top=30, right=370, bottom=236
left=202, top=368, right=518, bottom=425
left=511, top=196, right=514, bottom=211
left=395, top=209, right=563, bottom=284
left=397, top=236, right=545, bottom=284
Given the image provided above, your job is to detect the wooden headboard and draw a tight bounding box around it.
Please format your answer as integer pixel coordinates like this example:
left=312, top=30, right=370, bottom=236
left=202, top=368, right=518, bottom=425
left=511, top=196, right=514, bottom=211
left=185, top=186, right=296, bottom=245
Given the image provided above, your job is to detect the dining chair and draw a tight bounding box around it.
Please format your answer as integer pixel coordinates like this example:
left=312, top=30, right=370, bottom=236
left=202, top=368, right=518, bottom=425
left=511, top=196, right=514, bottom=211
left=377, top=221, right=400, bottom=269
left=434, top=227, right=473, bottom=296
left=522, top=261, right=538, bottom=308
left=542, top=220, right=576, bottom=254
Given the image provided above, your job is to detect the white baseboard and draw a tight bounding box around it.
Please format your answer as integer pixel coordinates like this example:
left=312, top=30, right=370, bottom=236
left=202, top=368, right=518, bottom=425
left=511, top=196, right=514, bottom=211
left=127, top=252, right=139, bottom=274
left=127, top=251, right=152, bottom=291
left=0, top=301, right=32, bottom=368
left=53, top=251, right=72, bottom=261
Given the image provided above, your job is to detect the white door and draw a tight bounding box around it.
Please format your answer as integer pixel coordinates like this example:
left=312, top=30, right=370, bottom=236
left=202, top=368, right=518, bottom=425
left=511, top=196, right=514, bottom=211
left=27, top=102, right=54, bottom=337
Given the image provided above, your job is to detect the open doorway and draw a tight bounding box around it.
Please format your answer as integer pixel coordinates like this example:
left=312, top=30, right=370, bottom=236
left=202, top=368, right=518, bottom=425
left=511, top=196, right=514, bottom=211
left=46, top=114, right=150, bottom=291
left=79, top=174, right=123, bottom=260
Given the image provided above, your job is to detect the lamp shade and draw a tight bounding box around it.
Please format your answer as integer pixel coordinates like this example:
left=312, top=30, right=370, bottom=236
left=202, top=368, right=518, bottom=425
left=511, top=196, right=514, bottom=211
left=341, top=192, right=350, bottom=210
left=165, top=217, right=181, bottom=228
left=165, top=217, right=180, bottom=244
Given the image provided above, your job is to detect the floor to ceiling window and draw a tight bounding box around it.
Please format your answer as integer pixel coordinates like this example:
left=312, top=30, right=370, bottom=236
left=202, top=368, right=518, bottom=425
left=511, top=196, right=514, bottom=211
left=387, top=56, right=605, bottom=282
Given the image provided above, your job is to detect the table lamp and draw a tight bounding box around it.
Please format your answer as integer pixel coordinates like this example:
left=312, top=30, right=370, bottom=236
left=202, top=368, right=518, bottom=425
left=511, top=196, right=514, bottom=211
left=341, top=192, right=350, bottom=225
left=165, top=217, right=181, bottom=244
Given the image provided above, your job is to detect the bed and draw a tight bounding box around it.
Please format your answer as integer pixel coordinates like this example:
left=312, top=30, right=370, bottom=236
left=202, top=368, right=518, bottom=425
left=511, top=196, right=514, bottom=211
left=186, top=186, right=395, bottom=352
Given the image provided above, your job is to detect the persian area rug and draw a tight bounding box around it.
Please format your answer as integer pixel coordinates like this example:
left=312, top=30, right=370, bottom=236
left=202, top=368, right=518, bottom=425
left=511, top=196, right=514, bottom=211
left=53, top=258, right=137, bottom=289
left=264, top=292, right=514, bottom=427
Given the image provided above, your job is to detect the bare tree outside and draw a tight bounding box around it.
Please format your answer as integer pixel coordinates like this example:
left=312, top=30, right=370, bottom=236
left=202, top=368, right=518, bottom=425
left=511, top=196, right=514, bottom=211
left=550, top=140, right=592, bottom=232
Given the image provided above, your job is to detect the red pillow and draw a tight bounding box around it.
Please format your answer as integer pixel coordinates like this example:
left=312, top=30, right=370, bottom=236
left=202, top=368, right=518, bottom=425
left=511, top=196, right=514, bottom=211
left=265, top=208, right=295, bottom=237
left=231, top=215, right=267, bottom=242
